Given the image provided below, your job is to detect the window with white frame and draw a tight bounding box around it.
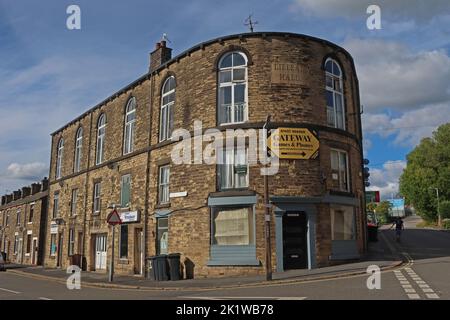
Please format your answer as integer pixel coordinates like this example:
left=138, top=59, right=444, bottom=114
left=158, top=165, right=170, bottom=204
left=212, top=207, right=254, bottom=246
left=93, top=182, right=101, bottom=214
left=160, top=77, right=175, bottom=142
left=331, top=206, right=355, bottom=240
left=96, top=114, right=106, bottom=165
left=218, top=147, right=248, bottom=190
left=74, top=127, right=83, bottom=173
left=52, top=192, right=59, bottom=219
left=330, top=149, right=349, bottom=192
left=156, top=217, right=168, bottom=255
left=56, top=138, right=64, bottom=179
left=68, top=229, right=75, bottom=256
left=123, top=98, right=136, bottom=154
left=70, top=189, right=78, bottom=216
left=218, top=52, right=248, bottom=125
left=325, top=58, right=345, bottom=130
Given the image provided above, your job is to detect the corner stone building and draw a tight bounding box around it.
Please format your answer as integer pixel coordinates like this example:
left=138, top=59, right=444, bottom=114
left=45, top=32, right=366, bottom=278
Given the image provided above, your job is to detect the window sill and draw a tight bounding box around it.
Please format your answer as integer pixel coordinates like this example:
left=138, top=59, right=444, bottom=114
left=27, top=222, right=33, bottom=225
left=118, top=259, right=129, bottom=265
left=155, top=203, right=171, bottom=209
left=25, top=254, right=30, bottom=257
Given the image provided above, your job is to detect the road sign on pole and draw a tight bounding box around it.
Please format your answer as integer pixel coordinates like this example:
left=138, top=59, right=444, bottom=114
left=107, top=209, right=122, bottom=226
left=106, top=208, right=121, bottom=282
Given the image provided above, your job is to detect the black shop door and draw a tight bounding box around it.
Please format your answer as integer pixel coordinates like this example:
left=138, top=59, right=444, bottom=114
left=283, top=212, right=308, bottom=270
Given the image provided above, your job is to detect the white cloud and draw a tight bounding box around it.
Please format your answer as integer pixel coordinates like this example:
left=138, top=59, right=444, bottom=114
left=344, top=38, right=450, bottom=112
left=4, top=162, right=48, bottom=180
left=293, top=0, right=450, bottom=23
left=363, top=104, right=450, bottom=147
left=367, top=160, right=406, bottom=199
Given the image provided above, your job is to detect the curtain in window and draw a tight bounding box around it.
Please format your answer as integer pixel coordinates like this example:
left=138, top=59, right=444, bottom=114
left=213, top=207, right=254, bottom=245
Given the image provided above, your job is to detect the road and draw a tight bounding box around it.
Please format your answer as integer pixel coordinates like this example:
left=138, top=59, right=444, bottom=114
left=1, top=215, right=449, bottom=300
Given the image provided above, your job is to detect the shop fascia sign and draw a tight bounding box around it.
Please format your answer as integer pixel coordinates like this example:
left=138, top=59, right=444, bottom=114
left=119, top=210, right=140, bottom=223
left=267, top=127, right=319, bottom=160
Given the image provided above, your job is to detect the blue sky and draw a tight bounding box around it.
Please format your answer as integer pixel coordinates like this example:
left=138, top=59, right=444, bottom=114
left=1, top=0, right=450, bottom=199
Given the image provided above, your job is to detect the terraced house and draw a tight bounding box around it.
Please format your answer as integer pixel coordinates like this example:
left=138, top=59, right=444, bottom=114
left=0, top=179, right=48, bottom=266
left=45, top=32, right=366, bottom=278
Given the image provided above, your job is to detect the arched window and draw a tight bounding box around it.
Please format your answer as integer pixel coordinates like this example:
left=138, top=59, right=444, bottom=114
left=325, top=58, right=345, bottom=130
left=74, top=127, right=83, bottom=173
left=56, top=138, right=64, bottom=179
left=96, top=114, right=106, bottom=165
left=123, top=97, right=136, bottom=154
left=218, top=52, right=248, bottom=125
left=159, top=76, right=175, bottom=142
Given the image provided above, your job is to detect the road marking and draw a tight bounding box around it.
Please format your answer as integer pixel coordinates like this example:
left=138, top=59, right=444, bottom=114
left=402, top=267, right=440, bottom=300
left=401, top=285, right=413, bottom=289
left=407, top=294, right=421, bottom=299
left=39, top=297, right=53, bottom=300
left=0, top=287, right=21, bottom=294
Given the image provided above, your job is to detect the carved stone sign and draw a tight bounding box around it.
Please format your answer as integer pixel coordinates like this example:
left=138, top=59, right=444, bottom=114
left=271, top=62, right=303, bottom=85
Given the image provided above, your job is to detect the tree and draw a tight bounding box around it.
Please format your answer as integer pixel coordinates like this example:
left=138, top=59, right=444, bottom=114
left=439, top=200, right=450, bottom=220
left=374, top=200, right=392, bottom=224
left=399, top=123, right=450, bottom=222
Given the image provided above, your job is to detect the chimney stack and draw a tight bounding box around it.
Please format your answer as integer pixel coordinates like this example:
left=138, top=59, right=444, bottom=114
left=13, top=190, right=21, bottom=201
left=21, top=187, right=31, bottom=198
left=31, top=183, right=41, bottom=195
left=6, top=194, right=13, bottom=203
left=149, top=40, right=172, bottom=73
left=41, top=177, right=49, bottom=191
left=1, top=195, right=6, bottom=206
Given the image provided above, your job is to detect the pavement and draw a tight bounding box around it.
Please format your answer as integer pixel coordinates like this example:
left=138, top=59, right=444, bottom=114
left=3, top=227, right=403, bottom=291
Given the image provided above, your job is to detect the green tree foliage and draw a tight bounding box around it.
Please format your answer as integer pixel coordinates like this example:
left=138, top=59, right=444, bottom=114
left=439, top=200, right=450, bottom=220
left=400, top=123, right=450, bottom=222
left=374, top=200, right=392, bottom=224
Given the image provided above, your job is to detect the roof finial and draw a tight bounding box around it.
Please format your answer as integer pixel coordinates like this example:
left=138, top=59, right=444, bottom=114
left=244, top=14, right=258, bottom=33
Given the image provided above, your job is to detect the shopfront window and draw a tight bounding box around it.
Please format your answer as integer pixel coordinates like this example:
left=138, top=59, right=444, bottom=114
left=212, top=207, right=254, bottom=246
left=331, top=206, right=355, bottom=240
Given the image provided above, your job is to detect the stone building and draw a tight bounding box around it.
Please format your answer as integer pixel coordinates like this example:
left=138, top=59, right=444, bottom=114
left=45, top=32, right=366, bottom=278
left=0, top=179, right=49, bottom=265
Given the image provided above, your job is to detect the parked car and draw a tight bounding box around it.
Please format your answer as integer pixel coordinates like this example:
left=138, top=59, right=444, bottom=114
left=0, top=252, right=6, bottom=271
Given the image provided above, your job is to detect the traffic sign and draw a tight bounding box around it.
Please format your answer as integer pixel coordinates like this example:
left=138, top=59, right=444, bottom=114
left=107, top=209, right=122, bottom=225
left=267, top=127, right=319, bottom=159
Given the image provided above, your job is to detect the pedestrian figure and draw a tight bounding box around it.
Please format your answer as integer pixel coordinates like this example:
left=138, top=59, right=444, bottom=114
left=390, top=217, right=404, bottom=242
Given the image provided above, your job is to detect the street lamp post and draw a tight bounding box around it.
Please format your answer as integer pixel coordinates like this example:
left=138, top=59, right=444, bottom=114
left=263, top=115, right=272, bottom=281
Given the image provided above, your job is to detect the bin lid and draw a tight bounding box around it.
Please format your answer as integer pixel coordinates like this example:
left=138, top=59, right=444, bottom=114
left=167, top=253, right=181, bottom=257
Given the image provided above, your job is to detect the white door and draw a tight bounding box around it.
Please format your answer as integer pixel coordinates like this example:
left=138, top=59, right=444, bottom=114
left=95, top=235, right=107, bottom=270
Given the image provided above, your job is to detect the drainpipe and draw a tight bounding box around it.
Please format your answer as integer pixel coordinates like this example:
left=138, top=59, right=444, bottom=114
left=143, top=75, right=155, bottom=277
left=81, top=112, right=94, bottom=270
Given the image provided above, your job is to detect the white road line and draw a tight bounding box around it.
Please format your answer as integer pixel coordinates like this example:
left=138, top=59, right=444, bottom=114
left=0, top=287, right=21, bottom=294
left=401, top=285, right=413, bottom=289
left=407, top=294, right=421, bottom=299
left=38, top=297, right=53, bottom=300
left=403, top=267, right=440, bottom=300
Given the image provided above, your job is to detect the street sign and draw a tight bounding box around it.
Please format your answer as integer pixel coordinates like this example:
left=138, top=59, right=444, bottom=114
left=107, top=209, right=122, bottom=225
left=267, top=127, right=319, bottom=159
